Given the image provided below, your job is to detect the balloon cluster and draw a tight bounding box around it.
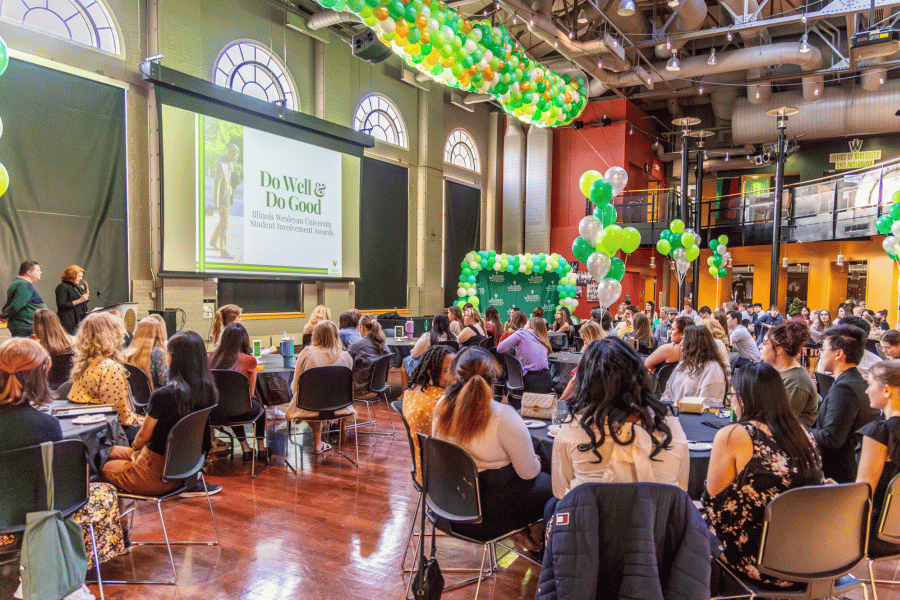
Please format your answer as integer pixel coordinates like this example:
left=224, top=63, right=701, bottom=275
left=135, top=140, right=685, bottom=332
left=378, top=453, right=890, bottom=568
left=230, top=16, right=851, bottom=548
left=571, top=167, right=634, bottom=310
left=0, top=38, right=8, bottom=198
left=876, top=191, right=900, bottom=261
left=455, top=250, right=574, bottom=310
left=706, top=235, right=731, bottom=280
left=313, top=0, right=587, bottom=127
left=655, top=219, right=700, bottom=283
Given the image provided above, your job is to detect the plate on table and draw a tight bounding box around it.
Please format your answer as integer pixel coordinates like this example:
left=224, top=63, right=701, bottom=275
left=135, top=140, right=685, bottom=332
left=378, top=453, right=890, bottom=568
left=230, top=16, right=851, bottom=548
left=547, top=424, right=560, bottom=437
left=688, top=442, right=713, bottom=451
left=72, top=414, right=106, bottom=425
left=522, top=419, right=546, bottom=429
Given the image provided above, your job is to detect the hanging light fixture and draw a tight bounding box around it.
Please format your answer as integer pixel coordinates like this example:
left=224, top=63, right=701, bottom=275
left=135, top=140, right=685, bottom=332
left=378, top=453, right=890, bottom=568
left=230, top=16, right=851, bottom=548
left=568, top=29, right=574, bottom=39
left=577, top=8, right=588, bottom=23
left=708, top=48, right=716, bottom=65
left=617, top=0, right=636, bottom=17
left=650, top=256, right=656, bottom=268
left=667, top=0, right=679, bottom=8
left=725, top=153, right=730, bottom=161
left=598, top=58, right=603, bottom=68
left=727, top=29, right=733, bottom=41
left=666, top=37, right=672, bottom=50
left=665, top=50, right=681, bottom=72
left=799, top=32, right=810, bottom=53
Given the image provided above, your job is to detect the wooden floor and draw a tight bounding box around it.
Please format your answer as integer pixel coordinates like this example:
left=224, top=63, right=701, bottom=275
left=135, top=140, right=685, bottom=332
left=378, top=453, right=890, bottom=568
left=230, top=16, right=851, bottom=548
left=2, top=370, right=899, bottom=599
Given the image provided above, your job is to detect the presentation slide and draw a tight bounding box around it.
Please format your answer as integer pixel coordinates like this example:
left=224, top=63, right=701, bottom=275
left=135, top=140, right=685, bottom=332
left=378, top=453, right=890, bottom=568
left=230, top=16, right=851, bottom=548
left=160, top=105, right=358, bottom=279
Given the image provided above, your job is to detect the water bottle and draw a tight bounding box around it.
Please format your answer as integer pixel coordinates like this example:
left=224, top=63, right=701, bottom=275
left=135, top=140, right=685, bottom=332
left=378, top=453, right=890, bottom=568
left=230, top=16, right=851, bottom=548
left=405, top=318, right=414, bottom=340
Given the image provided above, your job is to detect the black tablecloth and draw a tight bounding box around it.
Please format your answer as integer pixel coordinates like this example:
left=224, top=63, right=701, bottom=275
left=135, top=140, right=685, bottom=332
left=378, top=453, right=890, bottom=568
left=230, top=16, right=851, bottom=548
left=386, top=338, right=414, bottom=369
left=51, top=401, right=128, bottom=472
left=548, top=331, right=568, bottom=351
left=255, top=354, right=295, bottom=407
left=528, top=406, right=724, bottom=500
left=548, top=352, right=582, bottom=393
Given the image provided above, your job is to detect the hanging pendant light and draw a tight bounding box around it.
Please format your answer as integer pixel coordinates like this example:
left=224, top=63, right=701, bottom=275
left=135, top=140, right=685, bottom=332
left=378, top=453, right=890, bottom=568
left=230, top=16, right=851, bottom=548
left=707, top=48, right=716, bottom=65
left=577, top=8, right=588, bottom=23
left=799, top=32, right=810, bottom=53
left=617, top=0, right=636, bottom=17
left=667, top=0, right=680, bottom=8
left=665, top=50, right=681, bottom=72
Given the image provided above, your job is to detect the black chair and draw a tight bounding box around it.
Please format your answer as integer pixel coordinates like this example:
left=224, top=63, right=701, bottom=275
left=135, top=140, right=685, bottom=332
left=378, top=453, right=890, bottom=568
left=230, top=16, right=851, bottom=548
left=415, top=434, right=539, bottom=600
left=47, top=352, right=73, bottom=390
left=714, top=482, right=871, bottom=600
left=350, top=354, right=394, bottom=442
left=104, top=405, right=220, bottom=585
left=437, top=340, right=460, bottom=351
left=867, top=338, right=882, bottom=357
left=0, top=440, right=106, bottom=600
left=302, top=333, right=313, bottom=347
left=814, top=372, right=835, bottom=398
left=209, top=369, right=267, bottom=478
left=122, top=363, right=152, bottom=415
left=478, top=337, right=495, bottom=350
left=391, top=399, right=423, bottom=574
left=503, top=353, right=525, bottom=410
left=864, top=472, right=900, bottom=599
left=286, top=365, right=358, bottom=470
left=652, top=361, right=678, bottom=398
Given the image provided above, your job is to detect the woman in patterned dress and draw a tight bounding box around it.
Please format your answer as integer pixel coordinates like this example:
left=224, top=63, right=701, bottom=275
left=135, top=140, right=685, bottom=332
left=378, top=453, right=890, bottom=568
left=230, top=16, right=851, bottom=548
left=703, top=362, right=824, bottom=586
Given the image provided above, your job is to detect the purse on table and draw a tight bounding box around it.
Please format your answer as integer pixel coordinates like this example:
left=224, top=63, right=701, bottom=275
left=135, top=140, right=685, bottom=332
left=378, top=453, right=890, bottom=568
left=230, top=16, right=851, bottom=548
left=521, top=392, right=558, bottom=420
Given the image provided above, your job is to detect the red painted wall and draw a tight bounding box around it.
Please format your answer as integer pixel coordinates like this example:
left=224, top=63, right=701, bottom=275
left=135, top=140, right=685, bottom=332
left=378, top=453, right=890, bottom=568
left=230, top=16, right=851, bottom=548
left=550, top=98, right=666, bottom=320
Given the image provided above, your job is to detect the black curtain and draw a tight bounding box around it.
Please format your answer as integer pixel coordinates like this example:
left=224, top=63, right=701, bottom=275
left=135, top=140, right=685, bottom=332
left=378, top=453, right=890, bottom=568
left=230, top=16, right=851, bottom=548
left=218, top=279, right=302, bottom=313
left=0, top=58, right=127, bottom=306
left=444, top=181, right=481, bottom=308
left=358, top=157, right=408, bottom=309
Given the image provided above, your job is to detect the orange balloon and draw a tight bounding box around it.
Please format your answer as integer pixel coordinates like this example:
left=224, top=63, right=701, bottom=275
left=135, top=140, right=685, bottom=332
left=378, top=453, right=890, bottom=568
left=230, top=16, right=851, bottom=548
left=543, top=91, right=552, bottom=101
left=495, top=60, right=505, bottom=72
left=564, top=92, right=571, bottom=103
left=426, top=48, right=440, bottom=64
left=520, top=81, right=531, bottom=92
left=459, top=74, right=470, bottom=87
left=440, top=56, right=455, bottom=67
left=462, top=19, right=472, bottom=33
left=374, top=6, right=388, bottom=20
left=534, top=73, right=543, bottom=82
left=421, top=32, right=430, bottom=44
left=483, top=66, right=494, bottom=81
left=415, top=15, right=427, bottom=29
left=468, top=66, right=477, bottom=75
left=396, top=18, right=409, bottom=37
left=438, top=1, right=445, bottom=8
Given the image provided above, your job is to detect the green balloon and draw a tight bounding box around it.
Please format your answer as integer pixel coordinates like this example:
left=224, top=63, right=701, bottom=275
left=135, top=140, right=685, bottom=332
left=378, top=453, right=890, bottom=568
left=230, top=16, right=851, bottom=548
left=712, top=254, right=722, bottom=267
left=709, top=266, right=719, bottom=277
left=893, top=190, right=900, bottom=203
left=891, top=253, right=900, bottom=262
left=660, top=229, right=672, bottom=242
left=669, top=232, right=682, bottom=250
left=608, top=257, right=625, bottom=281
left=707, top=256, right=716, bottom=266
left=598, top=225, right=623, bottom=256
left=600, top=204, right=617, bottom=227
left=709, top=239, right=719, bottom=251
left=718, top=267, right=729, bottom=278
left=657, top=239, right=671, bottom=255
left=877, top=215, right=894, bottom=235
left=685, top=245, right=700, bottom=262
left=717, top=235, right=729, bottom=246
left=891, top=204, right=900, bottom=220
left=589, top=179, right=613, bottom=207
left=681, top=232, right=696, bottom=249
left=572, top=237, right=594, bottom=263
left=388, top=0, right=404, bottom=19
left=621, top=227, right=641, bottom=254
left=670, top=219, right=685, bottom=234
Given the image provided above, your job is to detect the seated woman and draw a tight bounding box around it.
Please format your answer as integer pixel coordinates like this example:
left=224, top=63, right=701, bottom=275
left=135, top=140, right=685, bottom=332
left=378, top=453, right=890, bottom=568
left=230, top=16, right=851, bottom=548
left=497, top=316, right=554, bottom=405
left=809, top=309, right=833, bottom=345
left=704, top=362, right=823, bottom=587
left=208, top=323, right=267, bottom=461
left=881, top=329, right=900, bottom=359
left=644, top=316, right=692, bottom=374
left=660, top=326, right=729, bottom=404
left=624, top=312, right=657, bottom=356
left=0, top=338, right=126, bottom=598
left=447, top=305, right=463, bottom=337
left=700, top=316, right=732, bottom=373
left=304, top=304, right=332, bottom=336
left=558, top=320, right=605, bottom=402
left=432, top=347, right=552, bottom=540
left=348, top=314, right=392, bottom=399
left=483, top=306, right=503, bottom=347
left=402, top=344, right=455, bottom=485
left=68, top=312, right=143, bottom=441
left=457, top=308, right=488, bottom=347
left=552, top=337, right=688, bottom=498
left=761, top=321, right=818, bottom=427
left=124, top=316, right=168, bottom=391
left=338, top=311, right=362, bottom=349
left=499, top=310, right=527, bottom=344
left=211, top=304, right=242, bottom=351
left=552, top=307, right=574, bottom=335
left=287, top=321, right=354, bottom=454
left=102, top=331, right=218, bottom=496
left=403, top=312, right=456, bottom=377
left=32, top=307, right=75, bottom=356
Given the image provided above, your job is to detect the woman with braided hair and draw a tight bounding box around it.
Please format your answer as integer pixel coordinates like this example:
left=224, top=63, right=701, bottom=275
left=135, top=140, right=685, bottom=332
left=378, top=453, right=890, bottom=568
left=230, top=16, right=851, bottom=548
left=402, top=344, right=455, bottom=485
left=551, top=336, right=688, bottom=498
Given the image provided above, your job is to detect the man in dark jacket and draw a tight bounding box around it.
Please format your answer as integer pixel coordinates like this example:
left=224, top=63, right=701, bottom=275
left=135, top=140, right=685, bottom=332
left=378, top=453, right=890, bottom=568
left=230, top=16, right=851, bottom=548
left=811, top=324, right=882, bottom=482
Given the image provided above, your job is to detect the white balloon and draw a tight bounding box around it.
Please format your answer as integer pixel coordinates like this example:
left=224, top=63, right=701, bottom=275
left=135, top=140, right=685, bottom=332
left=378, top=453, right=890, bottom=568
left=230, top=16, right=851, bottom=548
left=675, top=259, right=690, bottom=277
left=672, top=247, right=687, bottom=262
left=596, top=278, right=623, bottom=309
left=604, top=166, right=629, bottom=196
left=519, top=264, right=527, bottom=272
left=578, top=216, right=603, bottom=247
left=683, top=228, right=695, bottom=237
left=570, top=299, right=579, bottom=310
left=465, top=252, right=475, bottom=262
left=587, top=252, right=612, bottom=282
left=469, top=260, right=478, bottom=269
left=884, top=236, right=900, bottom=256
left=467, top=288, right=476, bottom=296
left=717, top=244, right=727, bottom=256
left=0, top=116, right=4, bottom=140
left=457, top=288, right=466, bottom=297
left=493, top=263, right=501, bottom=271
left=464, top=39, right=477, bottom=53
left=891, top=221, right=900, bottom=239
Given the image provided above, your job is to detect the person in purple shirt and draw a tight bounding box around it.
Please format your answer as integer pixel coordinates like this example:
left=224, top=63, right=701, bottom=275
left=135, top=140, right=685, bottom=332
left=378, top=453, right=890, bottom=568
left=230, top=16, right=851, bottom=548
left=497, top=316, right=554, bottom=408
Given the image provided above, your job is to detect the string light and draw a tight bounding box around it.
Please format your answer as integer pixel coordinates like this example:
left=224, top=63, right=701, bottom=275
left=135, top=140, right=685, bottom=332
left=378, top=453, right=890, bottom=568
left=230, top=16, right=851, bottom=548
left=814, top=87, right=820, bottom=95
left=554, top=39, right=559, bottom=48
left=630, top=125, right=634, bottom=134
left=800, top=32, right=810, bottom=53
left=598, top=58, right=603, bottom=68
left=568, top=29, right=574, bottom=39
left=529, top=15, right=534, bottom=25
left=880, top=76, right=885, bottom=84
left=756, top=89, right=760, bottom=99
left=708, top=48, right=716, bottom=65
left=699, top=85, right=704, bottom=94
left=727, top=30, right=733, bottom=41
left=725, top=153, right=730, bottom=161
left=666, top=38, right=672, bottom=50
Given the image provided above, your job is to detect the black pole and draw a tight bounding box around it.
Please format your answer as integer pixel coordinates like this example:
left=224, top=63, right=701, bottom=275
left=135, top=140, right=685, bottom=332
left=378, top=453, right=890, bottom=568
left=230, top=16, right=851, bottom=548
left=678, top=127, right=690, bottom=311
left=693, top=148, right=704, bottom=307
left=770, top=115, right=788, bottom=309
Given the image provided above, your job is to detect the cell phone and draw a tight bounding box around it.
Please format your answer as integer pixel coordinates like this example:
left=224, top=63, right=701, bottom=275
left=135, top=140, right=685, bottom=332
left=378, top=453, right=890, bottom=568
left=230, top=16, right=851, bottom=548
left=253, top=340, right=262, bottom=357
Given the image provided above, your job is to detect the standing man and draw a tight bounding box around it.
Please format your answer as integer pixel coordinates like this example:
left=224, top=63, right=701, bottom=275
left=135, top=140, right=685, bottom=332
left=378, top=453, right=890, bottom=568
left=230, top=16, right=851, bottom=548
left=748, top=303, right=764, bottom=338
left=1, top=261, right=47, bottom=337
left=727, top=310, right=760, bottom=363
left=811, top=325, right=881, bottom=482
left=755, top=304, right=785, bottom=345
left=209, top=143, right=240, bottom=259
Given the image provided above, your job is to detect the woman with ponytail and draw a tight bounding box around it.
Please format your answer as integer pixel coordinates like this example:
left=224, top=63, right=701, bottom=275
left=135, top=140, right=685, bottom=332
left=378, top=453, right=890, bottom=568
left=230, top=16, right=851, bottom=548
left=211, top=304, right=242, bottom=350
left=432, top=347, right=552, bottom=540
left=348, top=313, right=391, bottom=398
left=858, top=360, right=900, bottom=555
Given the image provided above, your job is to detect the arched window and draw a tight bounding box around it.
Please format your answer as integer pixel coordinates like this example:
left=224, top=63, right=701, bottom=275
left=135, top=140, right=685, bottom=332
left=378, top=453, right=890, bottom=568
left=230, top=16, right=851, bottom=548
left=353, top=94, right=407, bottom=148
left=444, top=129, right=480, bottom=172
left=213, top=41, right=298, bottom=111
left=1, top=0, right=121, bottom=54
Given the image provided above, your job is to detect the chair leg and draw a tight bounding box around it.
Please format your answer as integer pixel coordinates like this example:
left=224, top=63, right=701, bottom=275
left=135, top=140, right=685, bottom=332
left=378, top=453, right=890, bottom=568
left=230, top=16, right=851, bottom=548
left=102, top=499, right=178, bottom=585
left=400, top=491, right=423, bottom=574
left=337, top=414, right=359, bottom=467
left=87, top=523, right=105, bottom=600
left=473, top=543, right=489, bottom=600
left=200, top=473, right=221, bottom=546
left=383, top=392, right=395, bottom=435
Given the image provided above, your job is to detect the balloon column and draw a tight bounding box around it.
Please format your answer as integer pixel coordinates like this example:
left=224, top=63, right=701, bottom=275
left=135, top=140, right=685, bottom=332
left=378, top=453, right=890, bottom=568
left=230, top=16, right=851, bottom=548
left=0, top=38, right=8, bottom=198
left=706, top=235, right=731, bottom=280
left=655, top=219, right=701, bottom=287
left=876, top=190, right=900, bottom=261
left=572, top=167, right=636, bottom=311
left=455, top=250, right=574, bottom=309
left=312, top=0, right=586, bottom=127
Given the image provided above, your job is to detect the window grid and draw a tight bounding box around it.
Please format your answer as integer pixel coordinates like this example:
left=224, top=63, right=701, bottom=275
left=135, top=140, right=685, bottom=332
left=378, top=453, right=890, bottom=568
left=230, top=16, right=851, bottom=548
left=1, top=0, right=120, bottom=54
left=213, top=42, right=298, bottom=111
left=353, top=94, right=407, bottom=148
left=444, top=129, right=480, bottom=172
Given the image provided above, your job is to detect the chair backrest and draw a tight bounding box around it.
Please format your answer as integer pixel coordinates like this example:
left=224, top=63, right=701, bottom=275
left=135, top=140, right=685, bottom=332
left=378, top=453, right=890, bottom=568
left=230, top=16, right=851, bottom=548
left=302, top=333, right=313, bottom=347
left=123, top=362, right=153, bottom=412
left=0, top=440, right=89, bottom=534
left=866, top=338, right=882, bottom=357
left=47, top=352, right=73, bottom=387
left=814, top=372, right=835, bottom=397
left=503, top=353, right=525, bottom=391
left=757, top=482, right=869, bottom=582
left=418, top=434, right=482, bottom=524
left=368, top=354, right=393, bottom=394
left=295, top=366, right=354, bottom=413
left=478, top=337, right=495, bottom=350
left=652, top=361, right=678, bottom=397
left=437, top=340, right=459, bottom=351
left=162, top=404, right=217, bottom=482
left=391, top=399, right=419, bottom=486
left=877, top=472, right=900, bottom=544
left=209, top=369, right=252, bottom=424
left=489, top=348, right=506, bottom=379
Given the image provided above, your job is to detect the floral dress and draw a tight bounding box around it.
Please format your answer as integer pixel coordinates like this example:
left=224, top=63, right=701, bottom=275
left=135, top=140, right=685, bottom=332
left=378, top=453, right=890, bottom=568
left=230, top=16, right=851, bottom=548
left=703, top=423, right=823, bottom=586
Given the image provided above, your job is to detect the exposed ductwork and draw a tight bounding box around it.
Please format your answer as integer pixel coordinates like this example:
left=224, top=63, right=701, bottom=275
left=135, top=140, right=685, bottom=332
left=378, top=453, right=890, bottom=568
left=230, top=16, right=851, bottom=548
left=732, top=79, right=900, bottom=145
left=653, top=0, right=708, bottom=58
left=306, top=9, right=363, bottom=30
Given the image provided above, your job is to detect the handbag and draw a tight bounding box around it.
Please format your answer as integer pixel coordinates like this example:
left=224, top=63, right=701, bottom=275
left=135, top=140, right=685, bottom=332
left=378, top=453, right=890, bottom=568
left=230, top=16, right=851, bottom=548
left=20, top=443, right=88, bottom=600
left=521, top=392, right=557, bottom=420
left=411, top=452, right=443, bottom=600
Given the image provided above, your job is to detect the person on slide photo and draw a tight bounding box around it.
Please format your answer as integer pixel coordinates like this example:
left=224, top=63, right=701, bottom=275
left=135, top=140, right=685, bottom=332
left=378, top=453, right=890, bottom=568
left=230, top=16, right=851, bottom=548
left=209, top=143, right=240, bottom=260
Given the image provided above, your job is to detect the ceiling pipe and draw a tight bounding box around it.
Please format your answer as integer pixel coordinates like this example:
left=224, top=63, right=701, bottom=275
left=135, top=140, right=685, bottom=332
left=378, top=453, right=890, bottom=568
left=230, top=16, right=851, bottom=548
left=746, top=68, right=772, bottom=104
left=462, top=93, right=496, bottom=104
left=861, top=57, right=888, bottom=91
left=732, top=79, right=900, bottom=145
left=653, top=0, right=708, bottom=58
left=306, top=9, right=363, bottom=30
left=716, top=0, right=764, bottom=46
left=657, top=145, right=755, bottom=161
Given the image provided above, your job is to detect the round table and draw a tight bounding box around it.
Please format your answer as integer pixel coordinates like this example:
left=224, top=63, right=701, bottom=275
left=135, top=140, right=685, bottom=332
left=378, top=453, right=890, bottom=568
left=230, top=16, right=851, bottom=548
left=527, top=405, right=723, bottom=500
left=254, top=353, right=296, bottom=407
left=548, top=352, right=582, bottom=392
left=47, top=401, right=129, bottom=472
left=386, top=337, right=415, bottom=369
left=548, top=331, right=568, bottom=351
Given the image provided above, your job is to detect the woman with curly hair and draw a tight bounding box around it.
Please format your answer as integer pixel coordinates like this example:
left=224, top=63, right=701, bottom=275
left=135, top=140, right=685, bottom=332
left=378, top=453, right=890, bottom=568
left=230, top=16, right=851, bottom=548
left=402, top=344, right=455, bottom=484
left=551, top=337, right=688, bottom=498
left=125, top=315, right=168, bottom=390
left=304, top=304, right=332, bottom=335
left=660, top=326, right=729, bottom=405
left=32, top=308, right=75, bottom=356
left=68, top=312, right=142, bottom=441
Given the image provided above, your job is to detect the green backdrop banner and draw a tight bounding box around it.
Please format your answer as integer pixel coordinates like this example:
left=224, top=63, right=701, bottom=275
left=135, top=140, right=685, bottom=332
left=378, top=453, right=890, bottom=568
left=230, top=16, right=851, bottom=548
left=477, top=271, right=560, bottom=319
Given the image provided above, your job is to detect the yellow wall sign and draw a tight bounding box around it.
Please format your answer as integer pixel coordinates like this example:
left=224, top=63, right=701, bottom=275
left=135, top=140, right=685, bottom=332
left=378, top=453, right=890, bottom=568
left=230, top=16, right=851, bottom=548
left=830, top=138, right=881, bottom=169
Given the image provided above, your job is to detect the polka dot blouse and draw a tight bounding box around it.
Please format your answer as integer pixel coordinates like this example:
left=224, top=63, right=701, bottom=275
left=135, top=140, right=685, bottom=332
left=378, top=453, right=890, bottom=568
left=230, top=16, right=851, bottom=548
left=69, top=359, right=139, bottom=427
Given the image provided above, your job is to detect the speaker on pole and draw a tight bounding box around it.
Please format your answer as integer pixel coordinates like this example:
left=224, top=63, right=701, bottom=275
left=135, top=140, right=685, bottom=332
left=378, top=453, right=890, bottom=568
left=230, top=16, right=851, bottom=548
left=352, top=30, right=392, bottom=64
